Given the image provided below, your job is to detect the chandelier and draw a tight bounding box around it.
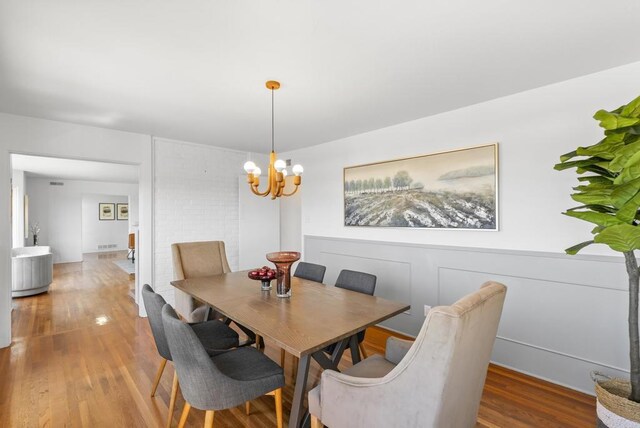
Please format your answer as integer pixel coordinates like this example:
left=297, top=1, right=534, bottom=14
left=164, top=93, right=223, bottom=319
left=243, top=80, right=303, bottom=199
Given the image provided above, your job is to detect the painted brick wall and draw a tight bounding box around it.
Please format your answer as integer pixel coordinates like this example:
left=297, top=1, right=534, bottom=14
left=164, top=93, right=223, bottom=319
left=153, top=138, right=245, bottom=303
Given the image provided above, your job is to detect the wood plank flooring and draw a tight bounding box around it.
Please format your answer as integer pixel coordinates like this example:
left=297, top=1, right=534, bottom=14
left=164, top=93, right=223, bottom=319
left=0, top=252, right=596, bottom=427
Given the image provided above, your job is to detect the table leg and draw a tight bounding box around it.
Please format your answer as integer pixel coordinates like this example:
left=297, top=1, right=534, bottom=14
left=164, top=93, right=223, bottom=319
left=289, top=354, right=311, bottom=428
left=330, top=338, right=350, bottom=365
left=349, top=334, right=361, bottom=364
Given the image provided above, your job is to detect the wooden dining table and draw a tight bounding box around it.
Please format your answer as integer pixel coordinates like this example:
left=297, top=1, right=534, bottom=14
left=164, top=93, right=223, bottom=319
left=171, top=271, right=410, bottom=428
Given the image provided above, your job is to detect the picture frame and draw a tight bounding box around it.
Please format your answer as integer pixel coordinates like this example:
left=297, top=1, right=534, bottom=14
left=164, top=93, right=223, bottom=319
left=343, top=143, right=499, bottom=230
left=117, top=203, right=129, bottom=221
left=99, top=203, right=115, bottom=221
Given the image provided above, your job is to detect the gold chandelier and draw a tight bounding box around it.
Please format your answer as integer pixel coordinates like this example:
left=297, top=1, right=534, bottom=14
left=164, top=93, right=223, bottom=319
left=243, top=80, right=303, bottom=199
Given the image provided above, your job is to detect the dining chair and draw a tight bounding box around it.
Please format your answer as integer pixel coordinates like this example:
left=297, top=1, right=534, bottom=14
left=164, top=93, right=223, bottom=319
left=142, top=284, right=240, bottom=428
left=161, top=304, right=285, bottom=428
left=308, top=281, right=507, bottom=428
left=172, top=241, right=232, bottom=323
left=331, top=269, right=377, bottom=359
left=293, top=261, right=326, bottom=283
left=281, top=269, right=376, bottom=375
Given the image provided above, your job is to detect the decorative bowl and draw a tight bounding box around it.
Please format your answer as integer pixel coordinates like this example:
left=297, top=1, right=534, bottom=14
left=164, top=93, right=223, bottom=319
left=248, top=266, right=277, bottom=290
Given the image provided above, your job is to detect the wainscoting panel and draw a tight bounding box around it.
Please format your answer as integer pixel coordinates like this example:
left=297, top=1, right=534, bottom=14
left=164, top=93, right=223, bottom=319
left=304, top=235, right=630, bottom=394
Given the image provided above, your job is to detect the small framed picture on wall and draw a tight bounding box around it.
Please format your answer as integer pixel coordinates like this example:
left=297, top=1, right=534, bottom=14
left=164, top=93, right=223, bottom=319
left=117, top=203, right=129, bottom=221
left=99, top=203, right=115, bottom=221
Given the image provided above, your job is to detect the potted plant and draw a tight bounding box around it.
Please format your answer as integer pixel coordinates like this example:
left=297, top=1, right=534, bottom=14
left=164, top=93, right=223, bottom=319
left=555, top=94, right=640, bottom=426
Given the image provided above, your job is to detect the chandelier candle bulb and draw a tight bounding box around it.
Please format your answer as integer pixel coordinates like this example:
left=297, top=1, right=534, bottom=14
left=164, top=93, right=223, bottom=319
left=274, top=159, right=286, bottom=172
left=253, top=167, right=261, bottom=177
left=292, top=164, right=304, bottom=176
left=243, top=161, right=256, bottom=174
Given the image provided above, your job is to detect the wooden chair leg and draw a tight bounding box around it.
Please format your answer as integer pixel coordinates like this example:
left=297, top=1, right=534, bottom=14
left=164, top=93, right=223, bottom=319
left=166, top=370, right=179, bottom=428
left=151, top=358, right=167, bottom=397
left=204, top=410, right=215, bottom=428
left=256, top=335, right=263, bottom=352
left=280, top=348, right=286, bottom=368
left=245, top=401, right=251, bottom=415
left=311, top=414, right=322, bottom=428
left=178, top=402, right=191, bottom=428
left=358, top=342, right=368, bottom=359
left=274, top=388, right=283, bottom=428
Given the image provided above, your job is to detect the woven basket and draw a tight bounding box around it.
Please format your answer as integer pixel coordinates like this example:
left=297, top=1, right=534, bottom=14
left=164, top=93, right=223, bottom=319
left=596, top=378, right=640, bottom=425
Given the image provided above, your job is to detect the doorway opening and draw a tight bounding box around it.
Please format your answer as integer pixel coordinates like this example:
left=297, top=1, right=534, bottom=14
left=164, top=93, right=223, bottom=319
left=10, top=154, right=140, bottom=303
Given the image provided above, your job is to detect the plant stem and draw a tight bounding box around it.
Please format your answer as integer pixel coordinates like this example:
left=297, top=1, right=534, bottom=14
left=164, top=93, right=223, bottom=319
left=624, top=250, right=640, bottom=402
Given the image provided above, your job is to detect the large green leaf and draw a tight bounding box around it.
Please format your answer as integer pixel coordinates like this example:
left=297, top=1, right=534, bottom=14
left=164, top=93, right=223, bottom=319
left=567, top=204, right=616, bottom=214
left=616, top=192, right=640, bottom=223
left=555, top=155, right=611, bottom=170
left=594, top=224, right=640, bottom=251
left=594, top=110, right=640, bottom=130
left=565, top=240, right=595, bottom=255
left=608, top=141, right=640, bottom=172
left=610, top=177, right=640, bottom=208
left=563, top=210, right=624, bottom=227
left=621, top=95, right=640, bottom=118
left=614, top=157, right=640, bottom=184
left=576, top=135, right=625, bottom=159
left=577, top=176, right=614, bottom=184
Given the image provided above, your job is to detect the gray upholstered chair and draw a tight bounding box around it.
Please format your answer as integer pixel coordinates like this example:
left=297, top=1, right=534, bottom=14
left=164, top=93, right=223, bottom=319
left=293, top=261, right=326, bottom=283
left=161, top=304, right=285, bottom=428
left=141, top=284, right=239, bottom=427
left=172, top=241, right=231, bottom=323
left=308, top=281, right=507, bottom=428
left=330, top=269, right=377, bottom=359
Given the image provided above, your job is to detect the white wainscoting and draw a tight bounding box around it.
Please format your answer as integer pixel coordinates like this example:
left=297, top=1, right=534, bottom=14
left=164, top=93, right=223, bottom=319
left=304, top=235, right=629, bottom=394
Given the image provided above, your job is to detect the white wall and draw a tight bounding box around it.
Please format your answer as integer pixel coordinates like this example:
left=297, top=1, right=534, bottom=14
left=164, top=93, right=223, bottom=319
left=153, top=138, right=258, bottom=304
left=0, top=113, right=153, bottom=347
left=82, top=194, right=130, bottom=254
left=25, top=178, right=137, bottom=263
left=281, top=62, right=640, bottom=257
left=11, top=170, right=25, bottom=248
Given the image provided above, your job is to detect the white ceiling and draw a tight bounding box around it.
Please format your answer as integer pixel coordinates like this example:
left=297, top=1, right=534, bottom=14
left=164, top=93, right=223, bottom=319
left=11, top=154, right=139, bottom=184
left=1, top=1, right=639, bottom=153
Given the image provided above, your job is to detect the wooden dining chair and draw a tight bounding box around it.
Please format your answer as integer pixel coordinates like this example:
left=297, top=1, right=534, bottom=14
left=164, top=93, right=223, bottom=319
left=162, top=304, right=285, bottom=428
left=142, top=284, right=240, bottom=428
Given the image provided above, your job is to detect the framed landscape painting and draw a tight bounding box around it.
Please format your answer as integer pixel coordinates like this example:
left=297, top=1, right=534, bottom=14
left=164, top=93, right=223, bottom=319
left=99, top=203, right=115, bottom=221
left=344, top=143, right=498, bottom=229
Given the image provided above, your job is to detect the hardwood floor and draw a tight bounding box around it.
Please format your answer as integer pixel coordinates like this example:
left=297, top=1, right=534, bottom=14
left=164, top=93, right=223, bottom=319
left=0, top=252, right=596, bottom=427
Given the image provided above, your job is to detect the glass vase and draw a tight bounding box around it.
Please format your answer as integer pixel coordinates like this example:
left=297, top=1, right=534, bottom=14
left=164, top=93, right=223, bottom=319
left=266, top=251, right=301, bottom=298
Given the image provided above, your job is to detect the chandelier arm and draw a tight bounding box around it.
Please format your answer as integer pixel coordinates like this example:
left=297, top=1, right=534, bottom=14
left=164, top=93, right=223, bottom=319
left=250, top=180, right=272, bottom=197
left=281, top=185, right=300, bottom=197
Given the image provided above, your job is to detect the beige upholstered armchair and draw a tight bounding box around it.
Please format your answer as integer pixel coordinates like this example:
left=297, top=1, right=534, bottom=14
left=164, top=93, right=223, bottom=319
left=172, top=241, right=231, bottom=323
left=308, top=281, right=507, bottom=428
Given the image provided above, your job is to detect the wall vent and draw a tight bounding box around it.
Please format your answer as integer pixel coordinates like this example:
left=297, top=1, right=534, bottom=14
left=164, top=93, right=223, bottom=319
left=285, top=159, right=292, bottom=166
left=49, top=181, right=64, bottom=186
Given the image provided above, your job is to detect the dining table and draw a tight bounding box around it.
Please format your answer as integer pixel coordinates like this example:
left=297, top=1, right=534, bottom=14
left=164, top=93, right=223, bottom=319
left=171, top=271, right=410, bottom=428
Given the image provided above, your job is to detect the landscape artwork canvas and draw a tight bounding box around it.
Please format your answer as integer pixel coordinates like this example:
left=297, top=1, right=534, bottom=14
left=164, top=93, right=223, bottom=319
left=344, top=143, right=498, bottom=229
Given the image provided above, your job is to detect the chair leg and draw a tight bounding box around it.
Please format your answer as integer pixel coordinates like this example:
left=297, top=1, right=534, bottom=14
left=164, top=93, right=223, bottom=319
left=204, top=410, right=215, bottom=428
left=311, top=414, right=322, bottom=428
left=280, top=348, right=286, bottom=368
left=358, top=342, right=368, bottom=359
left=245, top=401, right=251, bottom=415
left=178, top=402, right=191, bottom=428
left=151, top=358, right=167, bottom=397
left=274, top=388, right=283, bottom=428
left=167, top=370, right=179, bottom=428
